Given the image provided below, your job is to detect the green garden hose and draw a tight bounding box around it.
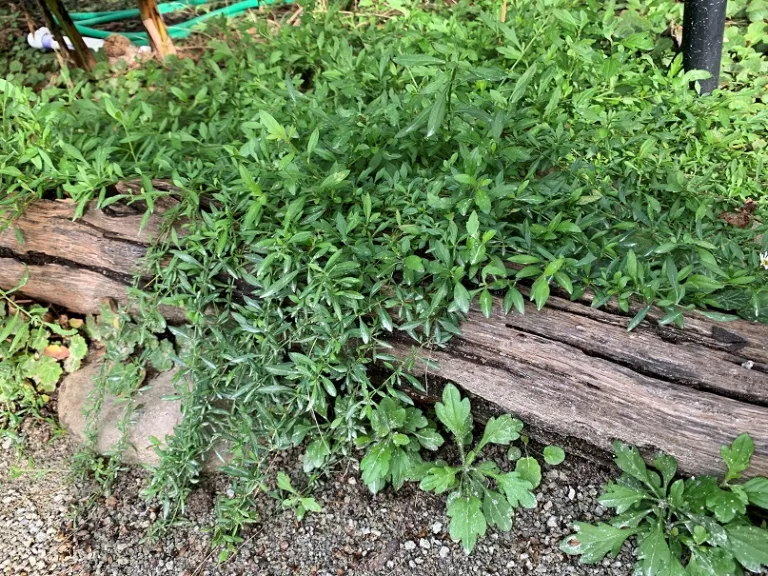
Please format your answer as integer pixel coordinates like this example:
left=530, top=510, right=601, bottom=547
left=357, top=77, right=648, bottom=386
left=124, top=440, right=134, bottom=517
left=65, top=0, right=285, bottom=46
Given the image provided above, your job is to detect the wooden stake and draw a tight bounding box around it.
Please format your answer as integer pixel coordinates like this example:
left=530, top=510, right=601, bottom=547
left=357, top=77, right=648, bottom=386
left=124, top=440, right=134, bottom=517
left=501, top=0, right=508, bottom=23
left=41, top=0, right=96, bottom=71
left=35, top=0, right=72, bottom=65
left=137, top=0, right=177, bottom=59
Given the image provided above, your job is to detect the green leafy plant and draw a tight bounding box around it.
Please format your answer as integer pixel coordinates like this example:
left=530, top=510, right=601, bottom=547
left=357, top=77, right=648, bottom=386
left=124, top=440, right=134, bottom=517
left=0, top=287, right=88, bottom=425
left=276, top=472, right=323, bottom=520
left=67, top=302, right=181, bottom=497
left=3, top=0, right=768, bottom=552
left=356, top=396, right=444, bottom=493
left=560, top=434, right=768, bottom=574
left=419, top=384, right=537, bottom=553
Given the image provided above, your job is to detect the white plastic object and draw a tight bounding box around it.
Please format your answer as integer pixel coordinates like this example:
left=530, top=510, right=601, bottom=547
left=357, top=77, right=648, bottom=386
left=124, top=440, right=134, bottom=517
left=27, top=27, right=105, bottom=52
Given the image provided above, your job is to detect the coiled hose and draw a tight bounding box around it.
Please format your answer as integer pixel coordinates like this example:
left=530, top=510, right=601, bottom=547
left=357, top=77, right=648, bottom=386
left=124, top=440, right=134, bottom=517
left=68, top=0, right=284, bottom=46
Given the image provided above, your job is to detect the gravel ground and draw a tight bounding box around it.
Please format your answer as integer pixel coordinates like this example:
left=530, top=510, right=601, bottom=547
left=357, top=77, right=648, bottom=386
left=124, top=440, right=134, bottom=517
left=0, top=421, right=639, bottom=576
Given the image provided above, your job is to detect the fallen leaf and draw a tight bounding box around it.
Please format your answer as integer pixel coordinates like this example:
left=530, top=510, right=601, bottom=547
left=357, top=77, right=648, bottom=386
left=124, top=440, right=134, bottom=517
left=719, top=198, right=761, bottom=229
left=69, top=318, right=84, bottom=329
left=43, top=344, right=70, bottom=360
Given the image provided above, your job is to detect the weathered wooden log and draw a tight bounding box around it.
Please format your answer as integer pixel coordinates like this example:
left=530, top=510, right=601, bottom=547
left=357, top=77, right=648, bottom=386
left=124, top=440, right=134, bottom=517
left=388, top=303, right=768, bottom=479
left=0, top=194, right=184, bottom=321
left=2, top=194, right=767, bottom=477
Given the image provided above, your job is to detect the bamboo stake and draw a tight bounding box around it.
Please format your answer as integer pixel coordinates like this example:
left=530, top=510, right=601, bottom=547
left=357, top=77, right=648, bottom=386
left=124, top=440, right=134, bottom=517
left=137, top=0, right=177, bottom=59
left=41, top=0, right=96, bottom=71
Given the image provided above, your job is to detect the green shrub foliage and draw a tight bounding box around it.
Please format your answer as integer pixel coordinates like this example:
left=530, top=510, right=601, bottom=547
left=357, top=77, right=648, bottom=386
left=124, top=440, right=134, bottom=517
left=0, top=0, right=767, bottom=552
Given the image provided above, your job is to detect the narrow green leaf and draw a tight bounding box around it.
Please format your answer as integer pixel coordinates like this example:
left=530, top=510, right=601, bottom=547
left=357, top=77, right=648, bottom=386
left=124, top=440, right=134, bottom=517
left=479, top=289, right=493, bottom=318
left=503, top=286, right=525, bottom=315
left=454, top=283, right=471, bottom=314
left=307, top=128, right=319, bottom=158
left=509, top=64, right=537, bottom=105
left=426, top=88, right=448, bottom=138
left=466, top=211, right=480, bottom=237
left=260, top=270, right=300, bottom=298
left=530, top=276, right=550, bottom=310
left=627, top=304, right=652, bottom=332
left=393, top=54, right=446, bottom=66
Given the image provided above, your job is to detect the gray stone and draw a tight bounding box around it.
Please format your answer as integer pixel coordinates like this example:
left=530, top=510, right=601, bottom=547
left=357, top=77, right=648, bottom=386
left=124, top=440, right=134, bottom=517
left=58, top=354, right=230, bottom=469
left=58, top=354, right=183, bottom=466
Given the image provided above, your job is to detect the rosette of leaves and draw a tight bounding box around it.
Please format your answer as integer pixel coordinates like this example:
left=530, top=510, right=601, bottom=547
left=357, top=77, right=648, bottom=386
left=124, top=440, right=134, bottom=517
left=560, top=434, right=768, bottom=575
left=357, top=397, right=444, bottom=493
left=419, top=384, right=537, bottom=553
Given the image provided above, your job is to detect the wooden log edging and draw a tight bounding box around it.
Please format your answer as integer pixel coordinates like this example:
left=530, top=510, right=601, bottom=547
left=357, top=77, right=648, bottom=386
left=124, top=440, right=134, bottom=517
left=1, top=196, right=767, bottom=477
left=0, top=195, right=185, bottom=322
left=388, top=299, right=768, bottom=479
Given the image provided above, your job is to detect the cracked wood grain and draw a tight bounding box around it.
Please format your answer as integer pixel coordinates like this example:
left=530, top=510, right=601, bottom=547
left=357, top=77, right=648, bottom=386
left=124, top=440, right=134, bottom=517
left=0, top=259, right=185, bottom=322
left=0, top=199, right=171, bottom=278
left=499, top=293, right=768, bottom=404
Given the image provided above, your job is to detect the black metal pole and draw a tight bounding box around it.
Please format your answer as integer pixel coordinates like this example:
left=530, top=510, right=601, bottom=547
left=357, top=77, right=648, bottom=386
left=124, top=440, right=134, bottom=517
left=682, top=0, right=728, bottom=94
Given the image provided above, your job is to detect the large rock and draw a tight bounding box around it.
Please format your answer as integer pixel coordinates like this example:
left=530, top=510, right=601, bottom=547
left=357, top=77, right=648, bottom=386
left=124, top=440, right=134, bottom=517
left=58, top=355, right=198, bottom=467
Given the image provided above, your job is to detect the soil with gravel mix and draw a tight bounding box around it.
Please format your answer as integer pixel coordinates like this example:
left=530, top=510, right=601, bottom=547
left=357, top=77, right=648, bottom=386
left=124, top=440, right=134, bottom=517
left=0, top=421, right=639, bottom=576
